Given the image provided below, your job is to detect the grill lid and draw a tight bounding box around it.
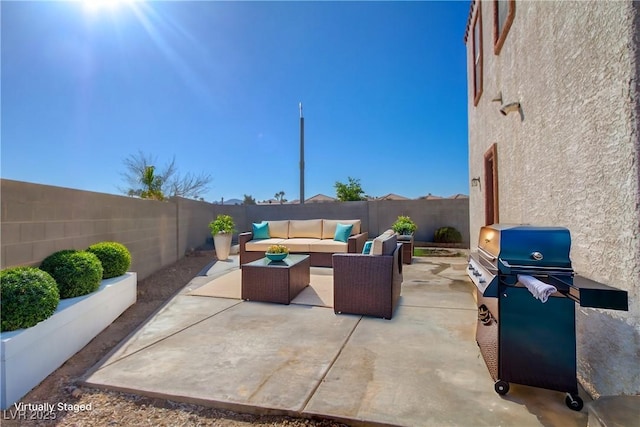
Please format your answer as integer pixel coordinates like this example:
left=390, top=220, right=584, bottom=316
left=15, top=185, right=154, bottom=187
left=478, top=224, right=572, bottom=269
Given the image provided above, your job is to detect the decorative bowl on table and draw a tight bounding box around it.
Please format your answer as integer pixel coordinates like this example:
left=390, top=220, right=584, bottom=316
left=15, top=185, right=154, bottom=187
left=265, top=244, right=289, bottom=262
left=265, top=252, right=288, bottom=262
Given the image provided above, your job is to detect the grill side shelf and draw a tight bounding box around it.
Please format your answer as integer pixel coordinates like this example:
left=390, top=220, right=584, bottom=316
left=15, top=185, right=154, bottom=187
left=551, top=275, right=629, bottom=311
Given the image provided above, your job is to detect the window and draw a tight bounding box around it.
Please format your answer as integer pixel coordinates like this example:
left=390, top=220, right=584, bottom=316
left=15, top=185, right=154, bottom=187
left=484, top=144, right=499, bottom=226
left=471, top=3, right=483, bottom=106
left=494, top=0, right=515, bottom=55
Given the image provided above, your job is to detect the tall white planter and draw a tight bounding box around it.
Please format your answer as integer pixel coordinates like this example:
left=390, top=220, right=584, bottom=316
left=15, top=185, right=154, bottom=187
left=0, top=272, right=137, bottom=409
left=214, top=232, right=232, bottom=261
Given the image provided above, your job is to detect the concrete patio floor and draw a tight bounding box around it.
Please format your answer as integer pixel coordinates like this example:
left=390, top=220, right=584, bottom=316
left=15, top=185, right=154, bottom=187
left=83, top=255, right=590, bottom=426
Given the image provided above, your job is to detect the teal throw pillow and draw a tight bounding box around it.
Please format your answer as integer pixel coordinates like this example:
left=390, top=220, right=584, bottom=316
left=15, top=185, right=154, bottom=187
left=252, top=222, right=270, bottom=239
left=362, top=241, right=373, bottom=255
left=334, top=223, right=353, bottom=243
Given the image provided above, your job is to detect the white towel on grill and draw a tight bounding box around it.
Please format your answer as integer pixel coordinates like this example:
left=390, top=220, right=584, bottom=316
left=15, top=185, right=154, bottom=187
left=517, top=274, right=558, bottom=303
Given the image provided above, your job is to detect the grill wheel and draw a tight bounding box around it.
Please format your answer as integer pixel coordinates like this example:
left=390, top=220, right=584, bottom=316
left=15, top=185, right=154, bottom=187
left=494, top=380, right=509, bottom=395
left=565, top=394, right=584, bottom=411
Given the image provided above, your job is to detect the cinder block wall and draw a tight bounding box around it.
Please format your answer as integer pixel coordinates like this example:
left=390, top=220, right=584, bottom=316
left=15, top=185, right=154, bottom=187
left=1, top=179, right=470, bottom=281
left=175, top=197, right=217, bottom=255
left=212, top=199, right=470, bottom=246
left=1, top=179, right=178, bottom=280
left=367, top=199, right=470, bottom=244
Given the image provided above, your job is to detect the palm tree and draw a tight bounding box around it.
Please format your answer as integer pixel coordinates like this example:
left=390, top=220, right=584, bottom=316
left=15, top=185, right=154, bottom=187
left=274, top=191, right=287, bottom=204
left=140, top=166, right=165, bottom=200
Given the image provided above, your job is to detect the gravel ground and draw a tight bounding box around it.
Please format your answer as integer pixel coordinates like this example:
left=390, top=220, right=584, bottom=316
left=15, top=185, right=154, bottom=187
left=3, top=251, right=347, bottom=427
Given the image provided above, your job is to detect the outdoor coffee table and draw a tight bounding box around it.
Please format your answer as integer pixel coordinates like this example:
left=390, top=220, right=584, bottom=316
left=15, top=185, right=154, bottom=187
left=241, top=254, right=310, bottom=304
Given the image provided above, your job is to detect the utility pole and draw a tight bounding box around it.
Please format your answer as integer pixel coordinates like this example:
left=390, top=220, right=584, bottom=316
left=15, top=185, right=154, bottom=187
left=299, top=102, right=305, bottom=204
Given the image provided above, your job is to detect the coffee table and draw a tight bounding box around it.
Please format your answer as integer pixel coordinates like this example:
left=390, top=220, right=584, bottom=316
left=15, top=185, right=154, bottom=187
left=241, top=254, right=310, bottom=304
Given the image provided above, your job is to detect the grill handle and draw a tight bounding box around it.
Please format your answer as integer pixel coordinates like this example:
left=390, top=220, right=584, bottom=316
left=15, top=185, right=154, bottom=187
left=549, top=275, right=629, bottom=311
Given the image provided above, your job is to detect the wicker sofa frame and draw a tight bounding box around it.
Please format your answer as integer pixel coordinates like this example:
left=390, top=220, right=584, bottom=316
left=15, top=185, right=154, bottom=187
left=239, top=230, right=368, bottom=268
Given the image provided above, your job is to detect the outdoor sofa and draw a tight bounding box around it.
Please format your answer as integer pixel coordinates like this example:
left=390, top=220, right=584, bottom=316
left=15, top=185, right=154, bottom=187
left=333, top=230, right=403, bottom=319
left=239, top=219, right=368, bottom=267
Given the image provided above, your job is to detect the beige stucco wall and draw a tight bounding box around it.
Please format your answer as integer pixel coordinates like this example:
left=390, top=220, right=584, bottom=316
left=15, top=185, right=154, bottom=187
left=466, top=1, right=640, bottom=396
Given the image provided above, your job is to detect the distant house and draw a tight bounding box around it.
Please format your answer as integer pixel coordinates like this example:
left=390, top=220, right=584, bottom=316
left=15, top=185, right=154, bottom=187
left=305, top=194, right=336, bottom=203
left=465, top=1, right=639, bottom=396
left=419, top=193, right=443, bottom=200
left=377, top=193, right=410, bottom=201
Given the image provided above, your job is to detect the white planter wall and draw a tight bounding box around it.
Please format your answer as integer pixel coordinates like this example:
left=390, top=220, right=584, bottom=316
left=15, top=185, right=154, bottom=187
left=0, top=272, right=137, bottom=409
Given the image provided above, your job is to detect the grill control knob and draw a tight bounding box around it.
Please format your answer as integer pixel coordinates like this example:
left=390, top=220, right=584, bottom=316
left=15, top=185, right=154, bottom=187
left=531, top=251, right=544, bottom=261
left=473, top=271, right=481, bottom=276
left=479, top=277, right=486, bottom=283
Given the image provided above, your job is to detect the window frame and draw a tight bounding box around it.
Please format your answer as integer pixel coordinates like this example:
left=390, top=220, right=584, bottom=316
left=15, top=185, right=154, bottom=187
left=471, top=3, right=483, bottom=106
left=493, top=0, right=515, bottom=55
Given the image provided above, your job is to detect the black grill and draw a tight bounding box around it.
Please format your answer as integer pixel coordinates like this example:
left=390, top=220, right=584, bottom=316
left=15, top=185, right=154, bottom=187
left=468, top=224, right=628, bottom=411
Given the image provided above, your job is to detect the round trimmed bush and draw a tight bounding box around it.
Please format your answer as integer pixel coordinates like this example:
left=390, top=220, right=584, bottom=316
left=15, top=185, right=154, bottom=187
left=1, top=267, right=60, bottom=332
left=87, top=241, right=131, bottom=279
left=434, top=226, right=463, bottom=244
left=40, top=250, right=104, bottom=298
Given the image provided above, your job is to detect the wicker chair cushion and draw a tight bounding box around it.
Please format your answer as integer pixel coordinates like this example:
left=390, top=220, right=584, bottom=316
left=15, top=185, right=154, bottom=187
left=371, top=230, right=397, bottom=256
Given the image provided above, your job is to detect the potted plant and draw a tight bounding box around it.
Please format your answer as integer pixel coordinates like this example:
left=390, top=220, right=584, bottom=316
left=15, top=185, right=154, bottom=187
left=391, top=215, right=417, bottom=236
left=209, top=214, right=235, bottom=261
left=265, top=244, right=289, bottom=262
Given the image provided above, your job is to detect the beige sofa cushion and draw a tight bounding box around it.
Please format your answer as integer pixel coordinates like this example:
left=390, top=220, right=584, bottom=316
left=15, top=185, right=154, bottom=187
left=266, top=220, right=289, bottom=238
left=309, top=239, right=348, bottom=253
left=371, top=230, right=396, bottom=256
left=280, top=238, right=316, bottom=252
left=289, top=219, right=323, bottom=239
left=245, top=238, right=286, bottom=252
left=321, top=219, right=361, bottom=239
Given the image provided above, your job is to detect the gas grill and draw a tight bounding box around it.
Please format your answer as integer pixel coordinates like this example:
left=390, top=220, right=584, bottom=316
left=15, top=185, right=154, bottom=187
left=468, top=224, right=628, bottom=411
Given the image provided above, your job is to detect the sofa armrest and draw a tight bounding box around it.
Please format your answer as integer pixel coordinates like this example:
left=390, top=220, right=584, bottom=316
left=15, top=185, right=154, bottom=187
left=239, top=232, right=253, bottom=265
left=239, top=231, right=253, bottom=247
left=348, top=232, right=368, bottom=253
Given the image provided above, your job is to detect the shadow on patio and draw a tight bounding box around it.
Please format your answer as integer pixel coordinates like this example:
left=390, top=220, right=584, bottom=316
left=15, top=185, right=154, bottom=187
left=83, top=255, right=589, bottom=427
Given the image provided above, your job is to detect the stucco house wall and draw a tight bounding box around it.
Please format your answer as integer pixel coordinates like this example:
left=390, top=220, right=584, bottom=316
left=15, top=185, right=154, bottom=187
left=465, top=0, right=639, bottom=397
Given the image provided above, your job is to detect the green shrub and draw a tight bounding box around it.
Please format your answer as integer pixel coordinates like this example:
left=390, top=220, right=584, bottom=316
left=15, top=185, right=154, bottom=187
left=1, top=267, right=60, bottom=332
left=391, top=215, right=417, bottom=235
left=40, top=250, right=104, bottom=298
left=434, top=226, right=463, bottom=243
left=87, top=241, right=131, bottom=279
left=209, top=214, right=235, bottom=235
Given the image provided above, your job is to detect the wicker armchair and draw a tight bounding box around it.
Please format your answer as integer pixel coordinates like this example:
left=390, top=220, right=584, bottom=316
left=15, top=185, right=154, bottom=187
left=332, top=236, right=403, bottom=319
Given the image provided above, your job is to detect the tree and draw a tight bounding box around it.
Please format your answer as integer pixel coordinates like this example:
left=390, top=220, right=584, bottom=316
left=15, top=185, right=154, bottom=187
left=335, top=177, right=366, bottom=201
left=121, top=151, right=212, bottom=200
left=243, top=194, right=256, bottom=205
left=139, top=166, right=164, bottom=200
left=274, top=191, right=287, bottom=204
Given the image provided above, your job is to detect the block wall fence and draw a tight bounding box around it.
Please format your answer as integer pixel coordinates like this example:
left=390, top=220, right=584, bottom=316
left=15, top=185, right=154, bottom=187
left=1, top=179, right=469, bottom=280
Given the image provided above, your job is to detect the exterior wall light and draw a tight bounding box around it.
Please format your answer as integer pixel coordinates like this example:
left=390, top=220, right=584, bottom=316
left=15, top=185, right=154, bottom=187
left=500, top=102, right=521, bottom=116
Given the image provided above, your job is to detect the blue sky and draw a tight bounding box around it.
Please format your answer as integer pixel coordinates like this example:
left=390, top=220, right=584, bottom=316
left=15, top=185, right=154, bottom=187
left=1, top=0, right=470, bottom=203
